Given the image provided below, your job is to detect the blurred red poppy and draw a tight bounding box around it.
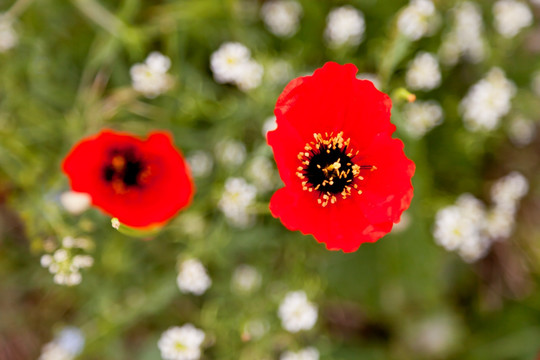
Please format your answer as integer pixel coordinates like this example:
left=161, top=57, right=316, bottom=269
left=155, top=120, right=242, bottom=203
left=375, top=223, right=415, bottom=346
left=267, top=62, right=415, bottom=252
left=62, top=130, right=194, bottom=229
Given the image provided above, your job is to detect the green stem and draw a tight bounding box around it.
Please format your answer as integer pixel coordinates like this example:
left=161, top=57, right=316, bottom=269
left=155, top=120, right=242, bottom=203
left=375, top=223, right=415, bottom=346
left=71, top=0, right=127, bottom=37
left=5, top=0, right=34, bottom=18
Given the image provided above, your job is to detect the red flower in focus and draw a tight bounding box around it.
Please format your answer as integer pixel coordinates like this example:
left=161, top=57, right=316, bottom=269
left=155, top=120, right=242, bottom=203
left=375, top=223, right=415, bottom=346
left=62, top=130, right=194, bottom=229
left=267, top=62, right=415, bottom=252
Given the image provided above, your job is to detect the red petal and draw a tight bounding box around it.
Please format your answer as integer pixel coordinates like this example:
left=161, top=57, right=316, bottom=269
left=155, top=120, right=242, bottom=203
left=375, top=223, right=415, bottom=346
left=270, top=187, right=394, bottom=253
left=273, top=62, right=394, bottom=149
left=62, top=130, right=194, bottom=228
left=355, top=134, right=415, bottom=224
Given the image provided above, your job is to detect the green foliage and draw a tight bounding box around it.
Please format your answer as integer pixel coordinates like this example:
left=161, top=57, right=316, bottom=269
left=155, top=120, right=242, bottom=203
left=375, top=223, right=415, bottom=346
left=1, top=0, right=540, bottom=359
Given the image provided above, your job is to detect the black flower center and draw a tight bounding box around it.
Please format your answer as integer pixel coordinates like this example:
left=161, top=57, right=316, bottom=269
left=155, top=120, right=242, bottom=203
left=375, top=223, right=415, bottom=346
left=305, top=149, right=355, bottom=194
left=296, top=132, right=375, bottom=207
left=103, top=148, right=149, bottom=193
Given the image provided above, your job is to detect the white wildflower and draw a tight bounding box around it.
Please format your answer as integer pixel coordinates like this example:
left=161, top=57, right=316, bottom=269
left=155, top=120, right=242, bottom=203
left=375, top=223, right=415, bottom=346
left=176, top=259, right=212, bottom=296
left=457, top=234, right=491, bottom=263
left=38, top=342, right=73, bottom=360
left=59, top=191, right=91, bottom=215
left=408, top=315, right=458, bottom=356
left=158, top=324, right=205, bottom=360
left=490, top=171, right=528, bottom=212
left=38, top=327, right=85, bottom=360
left=214, top=139, right=246, bottom=168
left=493, top=0, right=533, bottom=38
left=485, top=207, right=515, bottom=239
left=397, top=0, right=438, bottom=41
left=262, top=116, right=278, bottom=137
left=278, top=290, right=318, bottom=333
left=211, top=42, right=251, bottom=83
left=403, top=100, right=443, bottom=138
left=247, top=156, right=278, bottom=192
left=187, top=151, right=213, bottom=178
left=460, top=67, right=516, bottom=131
left=434, top=176, right=528, bottom=263
left=55, top=327, right=85, bottom=357
left=439, top=2, right=485, bottom=65
left=218, top=177, right=257, bottom=228
left=508, top=116, right=536, bottom=147
left=432, top=208, right=469, bottom=251
left=62, top=236, right=76, bottom=249
left=0, top=15, right=17, bottom=52
left=130, top=51, right=173, bottom=98
left=261, top=1, right=303, bottom=37
left=280, top=347, right=320, bottom=360
left=210, top=42, right=263, bottom=91
left=486, top=172, right=528, bottom=239
left=357, top=73, right=381, bottom=90
left=406, top=52, right=441, bottom=91
left=72, top=255, right=94, bottom=268
left=325, top=6, right=365, bottom=47
left=40, top=246, right=93, bottom=286
left=235, top=59, right=264, bottom=91
left=433, top=194, right=489, bottom=262
left=232, top=264, right=262, bottom=293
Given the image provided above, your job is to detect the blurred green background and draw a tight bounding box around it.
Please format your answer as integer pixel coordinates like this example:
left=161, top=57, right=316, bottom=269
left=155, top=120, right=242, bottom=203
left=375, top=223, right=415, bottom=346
left=1, top=0, right=540, bottom=359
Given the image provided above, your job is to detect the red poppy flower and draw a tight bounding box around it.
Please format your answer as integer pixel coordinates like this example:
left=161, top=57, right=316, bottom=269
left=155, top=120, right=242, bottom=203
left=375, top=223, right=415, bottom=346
left=267, top=62, right=415, bottom=252
left=62, top=130, right=194, bottom=229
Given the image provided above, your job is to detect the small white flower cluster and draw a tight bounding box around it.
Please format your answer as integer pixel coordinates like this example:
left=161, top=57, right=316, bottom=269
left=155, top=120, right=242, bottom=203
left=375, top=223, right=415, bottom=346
left=402, top=100, right=444, bottom=138
left=433, top=172, right=528, bottom=262
left=460, top=67, right=516, bottom=132
left=260, top=0, right=303, bottom=38
left=407, top=315, right=457, bottom=357
left=0, top=15, right=17, bottom=52
left=40, top=237, right=94, bottom=286
left=247, top=156, right=279, bottom=192
left=278, top=290, right=318, bottom=333
left=397, top=0, right=438, bottom=41
left=38, top=327, right=85, bottom=360
left=434, top=194, right=491, bottom=262
left=231, top=264, right=262, bottom=294
left=130, top=52, right=173, bottom=98
left=187, top=151, right=214, bottom=178
left=60, top=191, right=91, bottom=215
left=210, top=42, right=263, bottom=91
left=218, top=177, right=257, bottom=228
left=324, top=6, right=365, bottom=47
left=405, top=52, right=441, bottom=91
left=158, top=324, right=205, bottom=360
left=177, top=259, right=212, bottom=296
left=493, top=0, right=533, bottom=38
left=507, top=116, right=536, bottom=147
left=487, top=172, right=528, bottom=240
left=214, top=139, right=247, bottom=168
left=280, top=347, right=320, bottom=360
left=439, top=2, right=485, bottom=65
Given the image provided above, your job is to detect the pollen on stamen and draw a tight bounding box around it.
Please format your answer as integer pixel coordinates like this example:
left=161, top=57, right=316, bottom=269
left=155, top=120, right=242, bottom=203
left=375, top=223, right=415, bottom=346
left=295, top=131, right=377, bottom=207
